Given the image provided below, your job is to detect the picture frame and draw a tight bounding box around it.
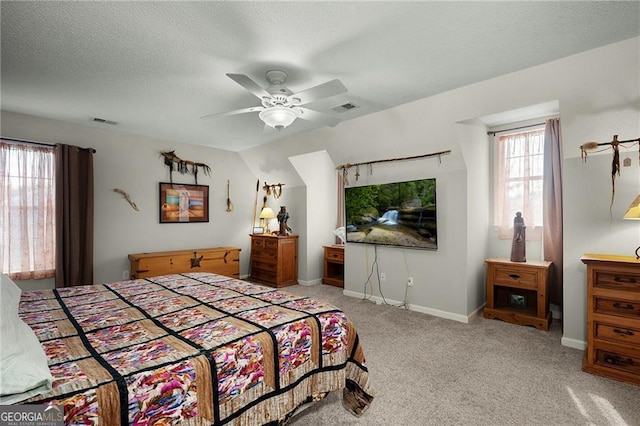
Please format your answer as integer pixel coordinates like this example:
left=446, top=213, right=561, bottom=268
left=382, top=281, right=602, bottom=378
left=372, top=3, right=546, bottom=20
left=159, top=182, right=209, bottom=223
left=252, top=226, right=264, bottom=235
left=509, top=293, right=527, bottom=308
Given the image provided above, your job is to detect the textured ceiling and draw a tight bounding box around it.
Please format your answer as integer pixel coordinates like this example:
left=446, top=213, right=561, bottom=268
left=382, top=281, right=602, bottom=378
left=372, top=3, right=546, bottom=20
left=1, top=1, right=639, bottom=152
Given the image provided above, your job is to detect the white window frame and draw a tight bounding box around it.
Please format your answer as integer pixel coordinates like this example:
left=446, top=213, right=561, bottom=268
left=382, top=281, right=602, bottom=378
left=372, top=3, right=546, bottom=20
left=492, top=127, right=545, bottom=240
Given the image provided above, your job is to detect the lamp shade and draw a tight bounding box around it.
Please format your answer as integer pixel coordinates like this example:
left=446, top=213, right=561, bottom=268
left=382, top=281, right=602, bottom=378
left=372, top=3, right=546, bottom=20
left=259, top=106, right=297, bottom=130
left=623, top=194, right=640, bottom=220
left=259, top=207, right=276, bottom=219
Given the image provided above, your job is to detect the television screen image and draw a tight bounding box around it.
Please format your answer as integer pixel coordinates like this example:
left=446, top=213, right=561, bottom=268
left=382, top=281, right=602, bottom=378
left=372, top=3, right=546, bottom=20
left=344, top=178, right=437, bottom=249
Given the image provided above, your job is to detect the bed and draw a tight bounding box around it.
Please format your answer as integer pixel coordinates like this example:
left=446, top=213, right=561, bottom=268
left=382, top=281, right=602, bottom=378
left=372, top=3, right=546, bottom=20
left=1, top=272, right=373, bottom=425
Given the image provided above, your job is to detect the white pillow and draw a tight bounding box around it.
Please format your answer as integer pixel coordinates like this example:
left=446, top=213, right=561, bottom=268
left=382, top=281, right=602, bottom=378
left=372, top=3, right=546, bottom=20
left=0, top=274, right=53, bottom=404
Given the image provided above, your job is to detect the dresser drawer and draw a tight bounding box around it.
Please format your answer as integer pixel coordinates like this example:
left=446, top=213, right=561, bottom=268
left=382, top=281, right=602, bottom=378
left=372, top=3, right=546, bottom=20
left=595, top=297, right=640, bottom=320
left=252, top=259, right=277, bottom=272
left=595, top=271, right=640, bottom=292
left=325, top=247, right=344, bottom=262
left=595, top=347, right=640, bottom=376
left=251, top=237, right=278, bottom=254
left=251, top=249, right=277, bottom=262
left=250, top=268, right=276, bottom=283
left=594, top=322, right=640, bottom=346
left=492, top=267, right=538, bottom=290
left=251, top=237, right=266, bottom=250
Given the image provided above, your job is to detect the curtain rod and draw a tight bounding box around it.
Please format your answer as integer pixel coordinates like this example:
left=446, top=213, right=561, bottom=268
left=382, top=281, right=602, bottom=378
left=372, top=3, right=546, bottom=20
left=487, top=122, right=545, bottom=136
left=1, top=136, right=96, bottom=153
left=335, top=150, right=451, bottom=170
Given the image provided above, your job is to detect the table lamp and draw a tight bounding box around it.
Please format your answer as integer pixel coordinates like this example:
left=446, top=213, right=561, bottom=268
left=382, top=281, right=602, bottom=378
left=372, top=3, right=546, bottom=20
left=259, top=207, right=276, bottom=234
left=623, top=194, right=640, bottom=258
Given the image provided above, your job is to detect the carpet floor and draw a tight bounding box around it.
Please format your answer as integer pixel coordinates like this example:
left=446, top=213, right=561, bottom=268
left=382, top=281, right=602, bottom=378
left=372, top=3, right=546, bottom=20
left=285, top=283, right=640, bottom=426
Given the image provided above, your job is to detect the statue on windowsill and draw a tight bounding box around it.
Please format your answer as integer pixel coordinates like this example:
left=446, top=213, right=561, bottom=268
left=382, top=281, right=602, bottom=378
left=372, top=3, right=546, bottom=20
left=277, top=206, right=291, bottom=236
left=510, top=212, right=526, bottom=262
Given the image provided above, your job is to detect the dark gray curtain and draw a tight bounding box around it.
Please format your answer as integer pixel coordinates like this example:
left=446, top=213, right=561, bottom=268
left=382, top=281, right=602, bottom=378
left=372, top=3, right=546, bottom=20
left=543, top=118, right=563, bottom=306
left=55, top=144, right=94, bottom=287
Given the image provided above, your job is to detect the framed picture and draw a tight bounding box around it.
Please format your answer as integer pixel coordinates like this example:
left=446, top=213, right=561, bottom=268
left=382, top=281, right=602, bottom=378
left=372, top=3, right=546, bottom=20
left=253, top=226, right=264, bottom=235
left=509, top=293, right=527, bottom=308
left=159, top=182, right=209, bottom=223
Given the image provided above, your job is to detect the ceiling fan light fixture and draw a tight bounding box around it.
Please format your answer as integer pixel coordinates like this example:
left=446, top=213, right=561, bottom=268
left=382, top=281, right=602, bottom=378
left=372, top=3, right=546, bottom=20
left=259, top=106, right=297, bottom=130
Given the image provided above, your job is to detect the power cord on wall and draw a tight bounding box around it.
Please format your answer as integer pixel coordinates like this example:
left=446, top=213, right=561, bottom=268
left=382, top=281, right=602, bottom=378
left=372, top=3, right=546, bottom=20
left=361, top=245, right=411, bottom=309
left=401, top=249, right=411, bottom=310
left=375, top=245, right=407, bottom=308
left=374, top=246, right=393, bottom=305
left=362, top=246, right=376, bottom=300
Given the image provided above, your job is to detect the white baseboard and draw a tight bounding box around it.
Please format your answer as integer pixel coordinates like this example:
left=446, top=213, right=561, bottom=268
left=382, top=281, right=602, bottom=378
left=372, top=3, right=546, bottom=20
left=296, top=278, right=321, bottom=286
left=561, top=336, right=587, bottom=350
left=342, top=289, right=471, bottom=324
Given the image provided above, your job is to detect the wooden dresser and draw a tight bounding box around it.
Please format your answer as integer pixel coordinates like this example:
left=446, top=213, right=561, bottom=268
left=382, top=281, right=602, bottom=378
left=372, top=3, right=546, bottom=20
left=323, top=245, right=344, bottom=288
left=249, top=234, right=298, bottom=287
left=128, top=247, right=240, bottom=279
left=581, top=254, right=640, bottom=386
left=483, top=258, right=552, bottom=331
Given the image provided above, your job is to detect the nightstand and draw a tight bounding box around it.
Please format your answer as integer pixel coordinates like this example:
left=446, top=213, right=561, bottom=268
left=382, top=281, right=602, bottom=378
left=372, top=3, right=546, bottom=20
left=323, top=245, right=344, bottom=288
left=483, top=258, right=552, bottom=331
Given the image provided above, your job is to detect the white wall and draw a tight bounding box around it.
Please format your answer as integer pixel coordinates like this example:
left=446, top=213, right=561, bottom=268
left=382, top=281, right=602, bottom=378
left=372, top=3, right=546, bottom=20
left=289, top=150, right=337, bottom=284
left=456, top=122, right=491, bottom=315
left=1, top=110, right=259, bottom=285
left=241, top=37, right=640, bottom=345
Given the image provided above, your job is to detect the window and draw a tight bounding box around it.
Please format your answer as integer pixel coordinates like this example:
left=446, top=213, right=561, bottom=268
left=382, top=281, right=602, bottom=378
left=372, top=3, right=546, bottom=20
left=493, top=128, right=544, bottom=240
left=0, top=142, right=56, bottom=279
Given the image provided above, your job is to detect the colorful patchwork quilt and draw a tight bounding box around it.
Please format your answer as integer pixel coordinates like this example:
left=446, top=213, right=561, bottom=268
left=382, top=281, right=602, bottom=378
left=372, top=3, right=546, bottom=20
left=19, top=273, right=373, bottom=425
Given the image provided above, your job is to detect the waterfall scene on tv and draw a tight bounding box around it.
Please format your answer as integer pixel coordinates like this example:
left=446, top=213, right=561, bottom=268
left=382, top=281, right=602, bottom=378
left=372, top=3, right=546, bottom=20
left=344, top=178, right=437, bottom=249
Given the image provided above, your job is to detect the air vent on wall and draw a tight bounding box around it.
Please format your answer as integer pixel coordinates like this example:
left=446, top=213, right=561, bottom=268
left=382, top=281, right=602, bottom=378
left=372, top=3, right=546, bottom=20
left=331, top=102, right=359, bottom=113
left=92, top=117, right=118, bottom=125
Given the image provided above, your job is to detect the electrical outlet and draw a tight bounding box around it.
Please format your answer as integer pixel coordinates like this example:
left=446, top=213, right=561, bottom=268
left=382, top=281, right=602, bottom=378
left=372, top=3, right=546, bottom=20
left=380, top=272, right=386, bottom=281
left=122, top=270, right=129, bottom=280
left=407, top=277, right=414, bottom=287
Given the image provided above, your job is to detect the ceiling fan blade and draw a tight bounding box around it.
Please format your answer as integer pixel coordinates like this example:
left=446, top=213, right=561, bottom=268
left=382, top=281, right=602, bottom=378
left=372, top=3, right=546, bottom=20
left=200, top=106, right=263, bottom=120
left=296, top=107, right=341, bottom=127
left=226, top=73, right=272, bottom=99
left=289, top=79, right=347, bottom=105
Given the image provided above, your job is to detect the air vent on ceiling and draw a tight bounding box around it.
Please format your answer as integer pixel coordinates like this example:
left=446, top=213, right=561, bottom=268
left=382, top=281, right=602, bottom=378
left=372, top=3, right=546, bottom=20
left=92, top=117, right=118, bottom=125
left=331, top=102, right=359, bottom=113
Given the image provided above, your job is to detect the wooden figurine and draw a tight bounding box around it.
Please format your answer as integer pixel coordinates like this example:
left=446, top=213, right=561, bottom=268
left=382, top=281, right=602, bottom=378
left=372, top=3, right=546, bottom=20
left=510, top=212, right=526, bottom=262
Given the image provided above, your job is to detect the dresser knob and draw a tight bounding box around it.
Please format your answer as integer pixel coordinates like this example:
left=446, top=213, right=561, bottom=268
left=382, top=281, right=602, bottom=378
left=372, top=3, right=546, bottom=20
left=509, top=274, right=520, bottom=280
left=613, top=328, right=635, bottom=336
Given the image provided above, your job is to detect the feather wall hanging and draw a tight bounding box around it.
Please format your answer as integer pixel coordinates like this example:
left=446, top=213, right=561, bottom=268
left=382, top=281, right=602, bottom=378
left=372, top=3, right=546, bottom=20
left=580, top=134, right=640, bottom=214
left=160, top=150, right=211, bottom=184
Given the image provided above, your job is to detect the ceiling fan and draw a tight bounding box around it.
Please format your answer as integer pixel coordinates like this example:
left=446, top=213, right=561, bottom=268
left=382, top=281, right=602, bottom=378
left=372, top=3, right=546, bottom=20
left=201, top=69, right=347, bottom=130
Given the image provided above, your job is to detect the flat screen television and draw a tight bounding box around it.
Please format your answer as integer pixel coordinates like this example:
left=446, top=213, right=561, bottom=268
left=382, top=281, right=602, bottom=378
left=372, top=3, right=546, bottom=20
left=344, top=178, right=437, bottom=250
